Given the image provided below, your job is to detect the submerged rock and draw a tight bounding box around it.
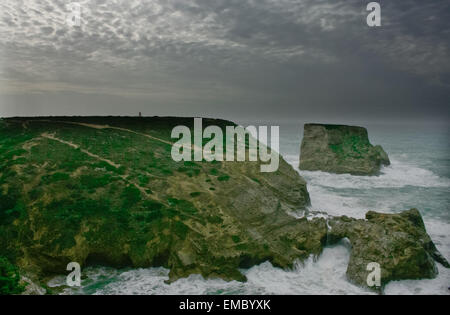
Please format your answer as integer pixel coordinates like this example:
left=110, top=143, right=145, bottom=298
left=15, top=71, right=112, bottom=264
left=299, top=124, right=390, bottom=175
left=328, top=209, right=449, bottom=291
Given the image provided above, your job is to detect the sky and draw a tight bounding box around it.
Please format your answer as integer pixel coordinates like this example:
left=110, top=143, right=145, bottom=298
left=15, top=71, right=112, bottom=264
left=0, top=0, right=449, bottom=123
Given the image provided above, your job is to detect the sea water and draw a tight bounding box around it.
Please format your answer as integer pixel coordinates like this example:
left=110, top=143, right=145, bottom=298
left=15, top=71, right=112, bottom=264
left=57, top=121, right=450, bottom=295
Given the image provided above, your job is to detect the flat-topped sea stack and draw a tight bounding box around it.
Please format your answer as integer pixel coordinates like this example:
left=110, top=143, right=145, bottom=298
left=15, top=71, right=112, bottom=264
left=299, top=124, right=390, bottom=176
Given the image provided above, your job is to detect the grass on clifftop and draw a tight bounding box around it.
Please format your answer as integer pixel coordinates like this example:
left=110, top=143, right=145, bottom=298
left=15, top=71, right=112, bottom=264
left=0, top=117, right=255, bottom=275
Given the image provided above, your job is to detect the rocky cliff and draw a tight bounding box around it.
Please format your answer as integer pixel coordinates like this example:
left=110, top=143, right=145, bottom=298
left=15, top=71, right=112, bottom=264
left=299, top=124, right=390, bottom=175
left=0, top=117, right=317, bottom=288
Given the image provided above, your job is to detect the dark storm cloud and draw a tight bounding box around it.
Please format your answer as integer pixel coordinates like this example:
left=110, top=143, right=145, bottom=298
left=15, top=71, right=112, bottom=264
left=0, top=0, right=449, bottom=121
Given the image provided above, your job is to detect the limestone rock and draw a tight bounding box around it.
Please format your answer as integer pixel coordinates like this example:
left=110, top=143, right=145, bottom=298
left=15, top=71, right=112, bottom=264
left=328, top=209, right=449, bottom=290
left=299, top=124, right=390, bottom=175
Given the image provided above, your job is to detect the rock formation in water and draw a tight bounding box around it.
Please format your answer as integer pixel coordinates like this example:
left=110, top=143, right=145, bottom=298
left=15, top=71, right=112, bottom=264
left=328, top=209, right=450, bottom=290
left=0, top=117, right=447, bottom=294
left=299, top=124, right=390, bottom=175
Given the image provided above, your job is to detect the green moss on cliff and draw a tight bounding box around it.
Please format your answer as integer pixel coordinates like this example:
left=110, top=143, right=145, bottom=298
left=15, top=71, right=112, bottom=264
left=0, top=257, right=24, bottom=295
left=329, top=134, right=370, bottom=159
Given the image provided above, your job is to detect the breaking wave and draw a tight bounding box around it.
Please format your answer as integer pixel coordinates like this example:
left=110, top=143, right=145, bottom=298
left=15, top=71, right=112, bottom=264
left=284, top=155, right=450, bottom=190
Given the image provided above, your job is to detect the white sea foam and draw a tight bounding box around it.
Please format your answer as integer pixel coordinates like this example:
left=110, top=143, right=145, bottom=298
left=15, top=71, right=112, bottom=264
left=301, top=161, right=448, bottom=190
left=306, top=185, right=369, bottom=218
left=284, top=149, right=450, bottom=189
left=282, top=150, right=450, bottom=295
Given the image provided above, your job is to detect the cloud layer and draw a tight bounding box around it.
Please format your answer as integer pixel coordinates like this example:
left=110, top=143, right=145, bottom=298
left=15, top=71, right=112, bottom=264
left=1, top=0, right=449, bottom=121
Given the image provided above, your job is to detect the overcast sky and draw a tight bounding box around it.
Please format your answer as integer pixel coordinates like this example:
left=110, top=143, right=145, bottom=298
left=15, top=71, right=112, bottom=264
left=0, top=0, right=449, bottom=122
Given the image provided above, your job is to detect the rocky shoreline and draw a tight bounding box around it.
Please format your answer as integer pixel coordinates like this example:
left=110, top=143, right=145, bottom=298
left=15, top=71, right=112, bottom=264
left=0, top=117, right=448, bottom=294
left=8, top=208, right=450, bottom=295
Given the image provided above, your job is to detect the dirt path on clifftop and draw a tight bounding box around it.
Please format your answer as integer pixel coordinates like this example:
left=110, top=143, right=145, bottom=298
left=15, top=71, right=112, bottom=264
left=41, top=132, right=155, bottom=199
left=26, top=119, right=200, bottom=151
left=41, top=132, right=121, bottom=169
left=33, top=120, right=175, bottom=146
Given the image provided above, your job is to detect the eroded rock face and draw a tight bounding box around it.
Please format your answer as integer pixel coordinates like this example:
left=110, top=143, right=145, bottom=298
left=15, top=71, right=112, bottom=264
left=299, top=124, right=390, bottom=175
left=0, top=117, right=317, bottom=284
left=328, top=209, right=449, bottom=290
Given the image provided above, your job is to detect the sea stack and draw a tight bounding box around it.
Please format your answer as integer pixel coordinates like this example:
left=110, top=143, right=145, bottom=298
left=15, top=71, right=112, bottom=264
left=299, top=124, right=390, bottom=176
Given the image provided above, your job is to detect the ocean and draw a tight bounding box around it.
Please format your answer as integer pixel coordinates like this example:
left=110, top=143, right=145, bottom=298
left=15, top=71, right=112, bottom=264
left=55, top=121, right=450, bottom=295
